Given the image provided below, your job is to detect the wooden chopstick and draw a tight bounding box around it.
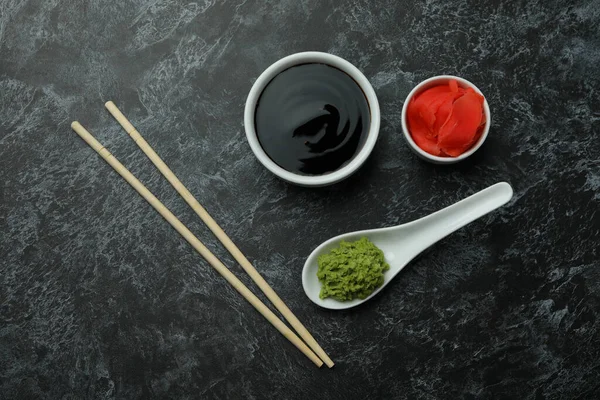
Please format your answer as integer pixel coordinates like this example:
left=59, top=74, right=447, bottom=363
left=71, top=121, right=323, bottom=368
left=104, top=101, right=335, bottom=368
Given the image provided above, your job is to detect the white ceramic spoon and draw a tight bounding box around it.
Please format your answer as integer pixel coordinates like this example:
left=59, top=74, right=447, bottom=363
left=302, top=182, right=513, bottom=310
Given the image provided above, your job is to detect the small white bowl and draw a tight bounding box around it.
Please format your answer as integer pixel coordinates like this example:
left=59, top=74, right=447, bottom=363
left=244, top=52, right=381, bottom=187
left=401, top=75, right=491, bottom=164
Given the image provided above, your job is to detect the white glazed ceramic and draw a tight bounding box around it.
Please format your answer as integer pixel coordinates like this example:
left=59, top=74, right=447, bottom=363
left=244, top=52, right=381, bottom=187
left=401, top=75, right=491, bottom=164
left=302, top=182, right=513, bottom=310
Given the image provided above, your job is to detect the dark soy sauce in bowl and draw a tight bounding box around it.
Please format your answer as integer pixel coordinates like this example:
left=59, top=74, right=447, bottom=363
left=254, top=63, right=371, bottom=176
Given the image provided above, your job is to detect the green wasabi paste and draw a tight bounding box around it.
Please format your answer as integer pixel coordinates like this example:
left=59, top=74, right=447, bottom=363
left=317, top=237, right=389, bottom=301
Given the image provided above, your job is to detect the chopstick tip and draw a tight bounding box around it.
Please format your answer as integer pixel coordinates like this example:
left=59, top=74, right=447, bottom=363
left=105, top=100, right=115, bottom=109
left=71, top=121, right=80, bottom=129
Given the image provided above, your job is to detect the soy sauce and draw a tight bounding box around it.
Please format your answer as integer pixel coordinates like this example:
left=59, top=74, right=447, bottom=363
left=254, top=63, right=370, bottom=175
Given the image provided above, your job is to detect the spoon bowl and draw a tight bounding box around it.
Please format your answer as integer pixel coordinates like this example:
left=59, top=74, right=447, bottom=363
left=302, top=182, right=514, bottom=310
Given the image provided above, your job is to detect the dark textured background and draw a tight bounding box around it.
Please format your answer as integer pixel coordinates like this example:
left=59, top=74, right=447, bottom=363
left=1, top=0, right=599, bottom=399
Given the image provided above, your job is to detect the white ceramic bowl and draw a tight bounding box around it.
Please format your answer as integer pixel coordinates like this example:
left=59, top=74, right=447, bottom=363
left=244, top=52, right=381, bottom=186
left=401, top=75, right=491, bottom=164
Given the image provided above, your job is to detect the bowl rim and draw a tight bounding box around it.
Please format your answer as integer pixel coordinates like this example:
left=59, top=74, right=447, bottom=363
left=244, top=51, right=381, bottom=186
left=400, top=75, right=491, bottom=163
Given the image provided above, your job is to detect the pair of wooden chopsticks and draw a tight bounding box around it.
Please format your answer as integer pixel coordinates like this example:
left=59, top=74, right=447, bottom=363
left=72, top=102, right=333, bottom=368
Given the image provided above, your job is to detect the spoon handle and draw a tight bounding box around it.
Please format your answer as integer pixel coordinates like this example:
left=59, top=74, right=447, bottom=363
left=403, top=182, right=513, bottom=255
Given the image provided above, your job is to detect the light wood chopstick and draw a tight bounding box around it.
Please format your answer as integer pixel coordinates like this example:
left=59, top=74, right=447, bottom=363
left=71, top=121, right=323, bottom=368
left=104, top=101, right=335, bottom=368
